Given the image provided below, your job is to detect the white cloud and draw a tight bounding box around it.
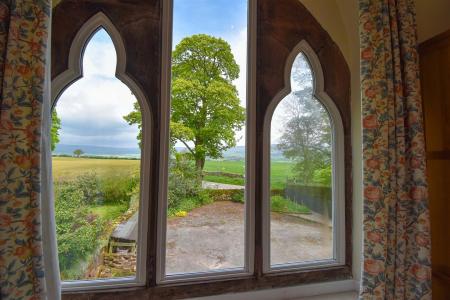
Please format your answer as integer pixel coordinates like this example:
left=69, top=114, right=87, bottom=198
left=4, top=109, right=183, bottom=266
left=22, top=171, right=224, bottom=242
left=55, top=27, right=253, bottom=149
left=229, top=27, right=248, bottom=146
left=55, top=30, right=139, bottom=148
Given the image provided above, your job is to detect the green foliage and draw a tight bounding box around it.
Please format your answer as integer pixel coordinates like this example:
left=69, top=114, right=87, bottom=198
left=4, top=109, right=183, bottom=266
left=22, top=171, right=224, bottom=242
left=54, top=170, right=139, bottom=279
left=276, top=54, right=333, bottom=186
left=230, top=189, right=245, bottom=203
left=203, top=160, right=295, bottom=189
left=54, top=182, right=104, bottom=278
left=123, top=101, right=143, bottom=148
left=271, top=196, right=310, bottom=214
left=89, top=203, right=128, bottom=220
left=312, top=165, right=332, bottom=186
left=73, top=149, right=84, bottom=157
left=73, top=172, right=103, bottom=205
left=167, top=153, right=211, bottom=215
left=277, top=92, right=331, bottom=185
left=70, top=171, right=139, bottom=205
left=100, top=173, right=140, bottom=204
left=123, top=34, right=245, bottom=171
left=203, top=175, right=244, bottom=186
left=206, top=189, right=245, bottom=203
left=171, top=34, right=245, bottom=171
left=51, top=110, right=61, bottom=151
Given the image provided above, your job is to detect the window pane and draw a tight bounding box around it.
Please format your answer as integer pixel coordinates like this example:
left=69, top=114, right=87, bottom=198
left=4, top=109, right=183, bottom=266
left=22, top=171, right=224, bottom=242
left=52, top=29, right=141, bottom=281
left=270, top=53, right=333, bottom=266
left=165, top=0, right=248, bottom=275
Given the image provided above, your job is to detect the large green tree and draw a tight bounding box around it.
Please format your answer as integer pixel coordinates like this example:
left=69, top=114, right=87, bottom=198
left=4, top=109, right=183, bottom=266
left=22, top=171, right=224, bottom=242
left=124, top=34, right=245, bottom=171
left=277, top=54, right=332, bottom=185
left=51, top=110, right=61, bottom=151
left=278, top=91, right=331, bottom=185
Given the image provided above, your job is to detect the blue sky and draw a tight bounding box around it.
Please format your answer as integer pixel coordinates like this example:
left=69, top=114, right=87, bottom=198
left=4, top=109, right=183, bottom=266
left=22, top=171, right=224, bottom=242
left=173, top=0, right=247, bottom=46
left=55, top=0, right=248, bottom=149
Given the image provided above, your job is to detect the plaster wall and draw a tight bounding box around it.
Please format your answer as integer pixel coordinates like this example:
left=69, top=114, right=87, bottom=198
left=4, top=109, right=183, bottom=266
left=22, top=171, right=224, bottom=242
left=415, top=0, right=450, bottom=42
left=299, top=0, right=363, bottom=286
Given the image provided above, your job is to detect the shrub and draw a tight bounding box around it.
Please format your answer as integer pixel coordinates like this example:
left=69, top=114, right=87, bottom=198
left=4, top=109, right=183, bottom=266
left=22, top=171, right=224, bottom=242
left=230, top=189, right=245, bottom=203
left=73, top=172, right=103, bottom=205
left=312, top=165, right=332, bottom=186
left=54, top=182, right=105, bottom=278
left=100, top=173, right=139, bottom=204
left=271, top=195, right=310, bottom=214
left=207, top=189, right=245, bottom=203
left=167, top=153, right=211, bottom=215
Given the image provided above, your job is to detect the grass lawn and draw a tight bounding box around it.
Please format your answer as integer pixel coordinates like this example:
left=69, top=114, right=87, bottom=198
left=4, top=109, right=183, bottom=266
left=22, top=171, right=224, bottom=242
left=271, top=196, right=310, bottom=214
left=204, top=160, right=294, bottom=189
left=90, top=203, right=129, bottom=220
left=203, top=175, right=244, bottom=186
left=52, top=157, right=140, bottom=181
left=204, top=160, right=245, bottom=174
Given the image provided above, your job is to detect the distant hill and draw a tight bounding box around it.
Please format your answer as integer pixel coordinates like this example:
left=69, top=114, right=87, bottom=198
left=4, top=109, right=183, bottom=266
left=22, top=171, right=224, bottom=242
left=53, top=144, right=141, bottom=158
left=54, top=144, right=289, bottom=161
left=177, top=145, right=288, bottom=161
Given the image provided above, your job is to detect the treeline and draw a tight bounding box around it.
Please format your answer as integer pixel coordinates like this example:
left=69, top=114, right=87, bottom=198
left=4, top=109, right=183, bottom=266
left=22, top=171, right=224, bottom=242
left=52, top=154, right=140, bottom=160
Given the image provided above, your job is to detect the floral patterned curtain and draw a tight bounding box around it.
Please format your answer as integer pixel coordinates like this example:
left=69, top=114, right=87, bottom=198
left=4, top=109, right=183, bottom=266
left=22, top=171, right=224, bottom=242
left=359, top=0, right=432, bottom=299
left=0, top=1, right=51, bottom=299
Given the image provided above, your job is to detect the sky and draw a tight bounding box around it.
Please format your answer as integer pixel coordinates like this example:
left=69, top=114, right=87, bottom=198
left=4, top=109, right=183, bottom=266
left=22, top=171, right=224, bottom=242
left=55, top=29, right=138, bottom=148
left=54, top=0, right=316, bottom=151
left=55, top=0, right=249, bottom=149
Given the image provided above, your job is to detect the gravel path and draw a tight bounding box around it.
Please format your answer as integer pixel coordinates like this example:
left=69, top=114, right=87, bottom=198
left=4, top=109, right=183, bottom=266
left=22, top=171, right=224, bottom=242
left=166, top=201, right=332, bottom=274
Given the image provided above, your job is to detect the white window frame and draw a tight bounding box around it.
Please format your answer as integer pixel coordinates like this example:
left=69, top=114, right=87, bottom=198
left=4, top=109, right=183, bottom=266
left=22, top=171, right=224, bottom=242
left=50, top=12, right=151, bottom=292
left=261, top=40, right=346, bottom=273
left=48, top=2, right=349, bottom=293
left=155, top=0, right=257, bottom=284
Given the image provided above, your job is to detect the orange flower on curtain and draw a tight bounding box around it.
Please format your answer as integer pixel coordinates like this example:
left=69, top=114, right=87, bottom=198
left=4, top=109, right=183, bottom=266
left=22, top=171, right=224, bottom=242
left=0, top=1, right=50, bottom=299
left=359, top=0, right=432, bottom=299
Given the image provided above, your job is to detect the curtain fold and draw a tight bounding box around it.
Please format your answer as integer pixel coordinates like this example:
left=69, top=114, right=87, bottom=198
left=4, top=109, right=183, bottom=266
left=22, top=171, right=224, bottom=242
left=0, top=1, right=53, bottom=299
left=40, top=5, right=61, bottom=298
left=359, top=0, right=432, bottom=299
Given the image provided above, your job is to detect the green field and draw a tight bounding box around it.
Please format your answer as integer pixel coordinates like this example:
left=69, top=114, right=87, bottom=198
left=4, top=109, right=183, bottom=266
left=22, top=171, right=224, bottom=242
left=52, top=157, right=295, bottom=189
left=204, top=160, right=295, bottom=189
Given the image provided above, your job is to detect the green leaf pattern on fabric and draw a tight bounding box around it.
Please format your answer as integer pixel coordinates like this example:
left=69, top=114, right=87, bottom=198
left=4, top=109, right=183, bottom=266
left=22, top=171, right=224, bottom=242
left=359, top=1, right=432, bottom=299
left=0, top=1, right=50, bottom=299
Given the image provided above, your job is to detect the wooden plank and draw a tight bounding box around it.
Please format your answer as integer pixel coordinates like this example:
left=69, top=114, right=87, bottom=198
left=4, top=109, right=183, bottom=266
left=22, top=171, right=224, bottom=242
left=427, top=150, right=450, bottom=160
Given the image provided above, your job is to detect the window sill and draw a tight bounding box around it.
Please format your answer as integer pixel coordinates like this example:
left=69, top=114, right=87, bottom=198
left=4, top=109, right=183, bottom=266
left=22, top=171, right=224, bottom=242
left=62, top=266, right=354, bottom=299
left=187, top=280, right=359, bottom=300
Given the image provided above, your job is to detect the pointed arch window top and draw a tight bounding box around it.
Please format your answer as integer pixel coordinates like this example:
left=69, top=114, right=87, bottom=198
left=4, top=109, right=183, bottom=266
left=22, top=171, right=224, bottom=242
left=52, top=12, right=128, bottom=103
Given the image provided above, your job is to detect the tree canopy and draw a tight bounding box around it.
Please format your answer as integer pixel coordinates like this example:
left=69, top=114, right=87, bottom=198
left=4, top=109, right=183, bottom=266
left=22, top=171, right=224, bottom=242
left=277, top=54, right=332, bottom=186
left=51, top=110, right=61, bottom=151
left=73, top=149, right=84, bottom=158
left=277, top=91, right=331, bottom=185
left=124, top=34, right=245, bottom=171
left=123, top=101, right=143, bottom=148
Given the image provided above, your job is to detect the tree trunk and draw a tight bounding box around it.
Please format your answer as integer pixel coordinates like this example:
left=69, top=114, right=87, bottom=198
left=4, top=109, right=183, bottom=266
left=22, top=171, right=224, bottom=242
left=195, top=157, right=205, bottom=173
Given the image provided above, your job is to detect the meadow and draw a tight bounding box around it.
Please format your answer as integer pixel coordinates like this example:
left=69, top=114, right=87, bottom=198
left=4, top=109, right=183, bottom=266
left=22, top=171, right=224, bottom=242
left=52, top=157, right=140, bottom=180
left=52, top=157, right=295, bottom=189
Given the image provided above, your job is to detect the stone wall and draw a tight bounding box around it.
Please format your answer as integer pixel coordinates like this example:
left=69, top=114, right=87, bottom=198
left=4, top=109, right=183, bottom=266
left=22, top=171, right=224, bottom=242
left=98, top=253, right=136, bottom=278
